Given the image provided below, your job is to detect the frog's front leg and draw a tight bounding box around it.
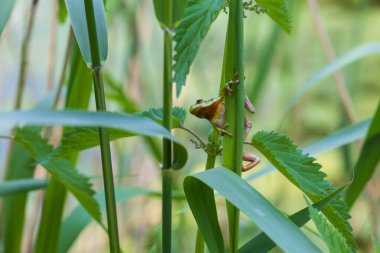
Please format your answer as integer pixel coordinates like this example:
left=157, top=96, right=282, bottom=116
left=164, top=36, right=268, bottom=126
left=242, top=152, right=260, bottom=172
left=214, top=125, right=232, bottom=137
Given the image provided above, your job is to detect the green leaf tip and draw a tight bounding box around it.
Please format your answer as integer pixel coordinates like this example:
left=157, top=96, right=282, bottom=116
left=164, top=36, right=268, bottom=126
left=173, top=0, right=225, bottom=97
left=256, top=0, right=292, bottom=34
left=65, top=0, right=108, bottom=65
left=251, top=130, right=355, bottom=250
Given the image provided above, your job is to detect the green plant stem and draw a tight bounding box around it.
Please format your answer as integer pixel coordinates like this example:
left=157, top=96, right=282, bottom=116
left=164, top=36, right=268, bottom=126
left=14, top=0, right=39, bottom=109
left=162, top=29, right=173, bottom=253
left=84, top=1, right=120, bottom=252
left=162, top=0, right=173, bottom=251
left=222, top=0, right=245, bottom=252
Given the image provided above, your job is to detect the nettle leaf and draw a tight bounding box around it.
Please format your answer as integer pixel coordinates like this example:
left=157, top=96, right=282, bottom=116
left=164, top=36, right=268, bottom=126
left=256, top=0, right=292, bottom=34
left=56, top=107, right=187, bottom=157
left=308, top=202, right=353, bottom=253
left=251, top=131, right=355, bottom=250
left=173, top=0, right=225, bottom=96
left=14, top=127, right=103, bottom=227
left=137, top=107, right=187, bottom=128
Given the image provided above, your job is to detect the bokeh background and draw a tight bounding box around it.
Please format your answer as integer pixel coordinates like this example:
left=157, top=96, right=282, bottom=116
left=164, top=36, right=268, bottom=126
left=0, top=0, right=379, bottom=252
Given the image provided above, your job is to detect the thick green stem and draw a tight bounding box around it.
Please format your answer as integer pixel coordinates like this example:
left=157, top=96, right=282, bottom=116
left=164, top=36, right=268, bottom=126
left=162, top=28, right=174, bottom=253
left=222, top=0, right=245, bottom=252
left=84, top=1, right=120, bottom=252
left=162, top=0, right=173, bottom=251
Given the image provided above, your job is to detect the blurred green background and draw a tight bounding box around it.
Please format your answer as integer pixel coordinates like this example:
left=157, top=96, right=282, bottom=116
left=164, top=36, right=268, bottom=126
left=0, top=0, right=379, bottom=252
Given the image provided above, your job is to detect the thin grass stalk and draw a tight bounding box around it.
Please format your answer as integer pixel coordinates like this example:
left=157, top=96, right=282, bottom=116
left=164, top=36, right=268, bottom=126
left=45, top=0, right=57, bottom=91
left=15, top=0, right=39, bottom=109
left=83, top=1, right=120, bottom=252
left=222, top=0, right=245, bottom=252
left=306, top=0, right=356, bottom=123
left=1, top=2, right=39, bottom=252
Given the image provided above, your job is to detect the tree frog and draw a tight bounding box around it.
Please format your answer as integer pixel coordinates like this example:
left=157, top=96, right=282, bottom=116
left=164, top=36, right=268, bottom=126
left=189, top=86, right=260, bottom=171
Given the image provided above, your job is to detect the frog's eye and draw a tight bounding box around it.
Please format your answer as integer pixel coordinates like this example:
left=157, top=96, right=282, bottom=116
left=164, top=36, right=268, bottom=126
left=196, top=99, right=203, bottom=104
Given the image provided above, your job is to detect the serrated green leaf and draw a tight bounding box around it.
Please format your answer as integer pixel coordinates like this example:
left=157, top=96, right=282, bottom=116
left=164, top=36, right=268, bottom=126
left=308, top=201, right=353, bottom=253
left=0, top=110, right=187, bottom=170
left=245, top=119, right=371, bottom=182
left=0, top=0, right=15, bottom=37
left=14, top=127, right=103, bottom=226
left=0, top=179, right=48, bottom=197
left=184, top=168, right=321, bottom=253
left=256, top=0, right=292, bottom=33
left=238, top=186, right=346, bottom=253
left=251, top=131, right=355, bottom=249
left=173, top=0, right=225, bottom=96
left=137, top=107, right=187, bottom=128
left=345, top=100, right=380, bottom=208
left=65, top=0, right=108, bottom=64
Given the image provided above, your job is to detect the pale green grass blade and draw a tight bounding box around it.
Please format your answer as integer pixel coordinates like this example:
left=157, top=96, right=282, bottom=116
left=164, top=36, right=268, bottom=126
left=288, top=42, right=380, bottom=109
left=345, top=100, right=380, bottom=207
left=65, top=0, right=108, bottom=64
left=0, top=179, right=47, bottom=196
left=184, top=167, right=321, bottom=253
left=0, top=0, right=15, bottom=37
left=0, top=110, right=187, bottom=169
left=238, top=186, right=346, bottom=253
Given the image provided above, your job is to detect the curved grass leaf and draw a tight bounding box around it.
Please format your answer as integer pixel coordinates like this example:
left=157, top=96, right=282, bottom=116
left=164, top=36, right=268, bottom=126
left=345, top=100, right=380, bottom=208
left=65, top=0, right=108, bottom=64
left=245, top=119, right=370, bottom=181
left=256, top=0, right=292, bottom=33
left=0, top=179, right=48, bottom=196
left=153, top=0, right=187, bottom=28
left=14, top=127, right=104, bottom=227
left=308, top=202, right=353, bottom=253
left=0, top=110, right=187, bottom=169
left=251, top=131, right=355, bottom=249
left=238, top=186, right=346, bottom=253
left=184, top=167, right=321, bottom=253
left=57, top=187, right=183, bottom=253
left=173, top=0, right=224, bottom=96
left=288, top=42, right=380, bottom=109
left=0, top=0, right=15, bottom=37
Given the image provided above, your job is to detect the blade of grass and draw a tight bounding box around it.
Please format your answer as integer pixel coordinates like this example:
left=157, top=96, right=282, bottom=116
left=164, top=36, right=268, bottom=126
left=184, top=168, right=322, bottom=253
left=0, top=0, right=16, bottom=36
left=0, top=179, right=47, bottom=196
left=345, top=100, right=380, bottom=208
left=238, top=186, right=346, bottom=253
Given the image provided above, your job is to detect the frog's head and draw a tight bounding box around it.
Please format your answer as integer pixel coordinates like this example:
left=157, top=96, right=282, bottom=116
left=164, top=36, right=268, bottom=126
left=189, top=97, right=222, bottom=119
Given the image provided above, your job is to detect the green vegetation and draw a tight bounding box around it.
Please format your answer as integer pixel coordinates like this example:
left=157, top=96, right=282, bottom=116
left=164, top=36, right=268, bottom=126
left=0, top=0, right=379, bottom=252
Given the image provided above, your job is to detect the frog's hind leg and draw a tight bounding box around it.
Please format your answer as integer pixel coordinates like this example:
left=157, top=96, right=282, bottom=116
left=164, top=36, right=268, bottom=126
left=242, top=153, right=260, bottom=172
